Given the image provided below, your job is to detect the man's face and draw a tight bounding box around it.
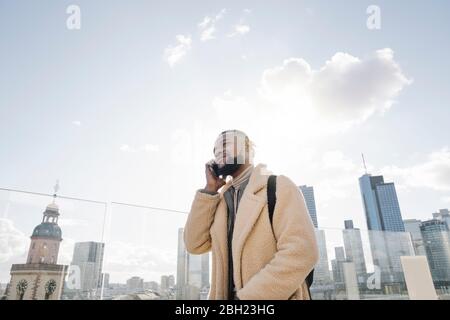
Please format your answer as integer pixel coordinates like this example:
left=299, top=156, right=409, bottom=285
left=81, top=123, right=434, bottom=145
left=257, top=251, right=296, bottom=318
left=213, top=131, right=248, bottom=177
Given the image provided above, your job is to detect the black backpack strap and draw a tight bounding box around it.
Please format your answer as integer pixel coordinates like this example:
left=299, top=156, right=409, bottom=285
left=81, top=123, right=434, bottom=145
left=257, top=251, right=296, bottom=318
left=267, top=175, right=277, bottom=224
left=267, top=174, right=314, bottom=299
left=306, top=270, right=314, bottom=288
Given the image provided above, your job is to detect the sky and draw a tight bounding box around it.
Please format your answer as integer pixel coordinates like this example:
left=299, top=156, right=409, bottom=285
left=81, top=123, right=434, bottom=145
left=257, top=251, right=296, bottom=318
left=1, top=0, right=450, bottom=284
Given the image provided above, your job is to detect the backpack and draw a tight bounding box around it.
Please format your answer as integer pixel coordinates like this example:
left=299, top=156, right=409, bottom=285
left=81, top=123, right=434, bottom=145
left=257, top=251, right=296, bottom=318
left=267, top=175, right=315, bottom=299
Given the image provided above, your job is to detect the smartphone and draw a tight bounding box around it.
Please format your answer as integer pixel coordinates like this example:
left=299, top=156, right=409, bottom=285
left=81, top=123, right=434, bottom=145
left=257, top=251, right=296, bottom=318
left=210, top=162, right=220, bottom=177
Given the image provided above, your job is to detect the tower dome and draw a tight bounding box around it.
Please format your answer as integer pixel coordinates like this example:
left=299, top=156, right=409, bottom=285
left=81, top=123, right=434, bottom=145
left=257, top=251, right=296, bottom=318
left=31, top=201, right=62, bottom=240
left=31, top=223, right=62, bottom=240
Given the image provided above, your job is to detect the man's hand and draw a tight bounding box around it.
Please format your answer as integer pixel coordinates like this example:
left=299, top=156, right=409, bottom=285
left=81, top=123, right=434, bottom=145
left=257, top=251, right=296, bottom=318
left=204, top=161, right=226, bottom=193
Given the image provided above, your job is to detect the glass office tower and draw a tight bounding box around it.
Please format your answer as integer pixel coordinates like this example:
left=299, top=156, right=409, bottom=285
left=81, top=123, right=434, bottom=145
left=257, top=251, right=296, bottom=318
left=359, top=174, right=405, bottom=232
left=420, top=219, right=450, bottom=288
left=299, top=185, right=318, bottom=228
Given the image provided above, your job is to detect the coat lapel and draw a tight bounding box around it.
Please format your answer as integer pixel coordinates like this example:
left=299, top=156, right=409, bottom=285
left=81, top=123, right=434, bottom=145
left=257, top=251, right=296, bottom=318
left=231, top=164, right=271, bottom=289
left=210, top=180, right=233, bottom=298
left=210, top=163, right=272, bottom=296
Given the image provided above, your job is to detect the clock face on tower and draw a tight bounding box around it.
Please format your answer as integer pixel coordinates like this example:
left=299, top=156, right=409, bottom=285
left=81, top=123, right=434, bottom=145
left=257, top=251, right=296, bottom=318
left=16, top=279, right=28, bottom=299
left=16, top=279, right=28, bottom=294
left=45, top=279, right=57, bottom=295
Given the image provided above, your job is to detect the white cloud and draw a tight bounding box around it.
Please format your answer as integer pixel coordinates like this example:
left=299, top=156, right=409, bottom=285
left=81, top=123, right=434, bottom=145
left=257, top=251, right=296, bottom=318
left=228, top=9, right=251, bottom=38
left=72, top=120, right=82, bottom=126
left=200, top=26, right=216, bottom=42
left=164, top=35, right=192, bottom=67
left=228, top=24, right=250, bottom=37
left=167, top=8, right=248, bottom=65
left=198, top=16, right=212, bottom=29
left=0, top=218, right=28, bottom=263
left=382, top=147, right=450, bottom=192
left=211, top=49, right=411, bottom=141
left=215, top=8, right=227, bottom=20
left=198, top=9, right=226, bottom=42
left=259, top=48, right=412, bottom=133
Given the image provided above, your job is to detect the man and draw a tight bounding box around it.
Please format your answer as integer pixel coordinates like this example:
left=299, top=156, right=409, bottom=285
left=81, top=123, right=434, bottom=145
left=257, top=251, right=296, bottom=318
left=184, top=130, right=318, bottom=300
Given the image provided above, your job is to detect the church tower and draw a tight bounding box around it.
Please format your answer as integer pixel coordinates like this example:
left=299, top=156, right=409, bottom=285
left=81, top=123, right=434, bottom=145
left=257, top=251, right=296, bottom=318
left=6, top=182, right=68, bottom=300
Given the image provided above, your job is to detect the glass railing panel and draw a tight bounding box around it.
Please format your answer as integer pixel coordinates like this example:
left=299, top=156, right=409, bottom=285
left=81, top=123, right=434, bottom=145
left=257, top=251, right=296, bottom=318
left=101, top=203, right=191, bottom=300
left=2, top=188, right=450, bottom=300
left=310, top=228, right=415, bottom=300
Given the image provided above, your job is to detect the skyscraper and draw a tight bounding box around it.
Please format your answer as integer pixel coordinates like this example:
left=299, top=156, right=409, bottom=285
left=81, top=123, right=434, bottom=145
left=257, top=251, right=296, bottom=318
left=144, top=281, right=159, bottom=292
left=70, top=241, right=105, bottom=298
left=161, top=274, right=175, bottom=293
left=161, top=275, right=169, bottom=293
left=359, top=171, right=414, bottom=293
left=100, top=273, right=110, bottom=289
left=359, top=174, right=405, bottom=232
left=420, top=219, right=450, bottom=287
left=331, top=247, right=346, bottom=285
left=299, top=185, right=318, bottom=228
left=126, top=276, right=144, bottom=292
left=404, top=219, right=427, bottom=256
left=313, top=229, right=331, bottom=284
left=432, top=209, right=450, bottom=229
left=344, top=220, right=354, bottom=229
left=176, top=228, right=210, bottom=300
left=176, top=228, right=186, bottom=299
left=298, top=185, right=335, bottom=298
left=342, top=220, right=367, bottom=284
left=168, top=275, right=175, bottom=289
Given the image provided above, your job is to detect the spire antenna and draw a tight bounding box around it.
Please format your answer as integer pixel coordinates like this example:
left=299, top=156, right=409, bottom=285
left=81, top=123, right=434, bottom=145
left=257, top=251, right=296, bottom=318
left=53, top=180, right=60, bottom=203
left=361, top=153, right=368, bottom=174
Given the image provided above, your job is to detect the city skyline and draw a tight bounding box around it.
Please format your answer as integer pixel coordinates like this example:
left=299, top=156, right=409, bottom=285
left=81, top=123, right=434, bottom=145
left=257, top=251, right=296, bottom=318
left=0, top=169, right=448, bottom=286
left=1, top=176, right=449, bottom=299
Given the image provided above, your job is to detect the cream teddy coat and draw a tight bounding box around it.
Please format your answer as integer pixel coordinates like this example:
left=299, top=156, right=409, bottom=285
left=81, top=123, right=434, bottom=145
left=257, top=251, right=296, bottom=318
left=184, top=163, right=319, bottom=300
